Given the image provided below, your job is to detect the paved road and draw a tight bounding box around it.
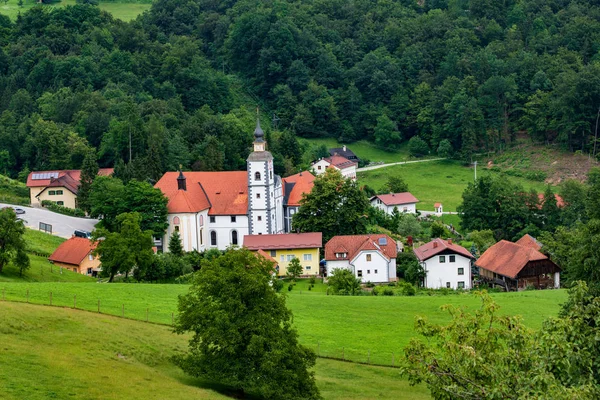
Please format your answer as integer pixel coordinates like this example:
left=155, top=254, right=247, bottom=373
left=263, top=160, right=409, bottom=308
left=357, top=158, right=445, bottom=172
left=0, top=203, right=98, bottom=239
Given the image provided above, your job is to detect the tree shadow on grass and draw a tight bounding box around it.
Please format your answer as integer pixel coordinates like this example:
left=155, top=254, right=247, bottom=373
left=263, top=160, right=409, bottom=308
left=174, top=374, right=264, bottom=399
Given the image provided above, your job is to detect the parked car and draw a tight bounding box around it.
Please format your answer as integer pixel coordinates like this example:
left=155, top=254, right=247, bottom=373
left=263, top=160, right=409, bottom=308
left=13, top=207, right=25, bottom=215
left=74, top=230, right=92, bottom=239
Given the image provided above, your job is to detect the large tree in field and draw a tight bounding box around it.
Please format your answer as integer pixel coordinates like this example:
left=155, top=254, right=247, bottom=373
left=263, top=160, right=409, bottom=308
left=0, top=208, right=28, bottom=274
left=293, top=168, right=370, bottom=243
left=93, top=212, right=154, bottom=282
left=175, top=249, right=320, bottom=400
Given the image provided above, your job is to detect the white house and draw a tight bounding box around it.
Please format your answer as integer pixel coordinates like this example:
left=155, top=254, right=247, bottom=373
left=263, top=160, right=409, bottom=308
left=434, top=203, right=443, bottom=214
left=370, top=193, right=419, bottom=215
left=311, top=154, right=357, bottom=180
left=325, top=234, right=398, bottom=283
left=413, top=238, right=475, bottom=289
left=155, top=119, right=314, bottom=252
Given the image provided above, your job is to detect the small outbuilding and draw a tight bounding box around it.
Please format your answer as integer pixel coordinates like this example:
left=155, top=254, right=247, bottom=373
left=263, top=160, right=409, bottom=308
left=370, top=192, right=419, bottom=214
left=48, top=237, right=100, bottom=276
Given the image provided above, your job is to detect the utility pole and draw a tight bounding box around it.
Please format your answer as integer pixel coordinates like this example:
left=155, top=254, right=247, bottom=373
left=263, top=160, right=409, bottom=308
left=473, top=160, right=477, bottom=181
left=594, top=105, right=600, bottom=158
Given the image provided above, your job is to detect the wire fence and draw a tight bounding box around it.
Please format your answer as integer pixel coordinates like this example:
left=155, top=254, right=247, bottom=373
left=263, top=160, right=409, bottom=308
left=0, top=286, right=404, bottom=368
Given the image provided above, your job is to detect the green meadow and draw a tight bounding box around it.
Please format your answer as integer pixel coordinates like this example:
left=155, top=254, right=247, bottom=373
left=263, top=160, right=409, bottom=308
left=302, top=138, right=414, bottom=163
left=0, top=0, right=151, bottom=21
left=358, top=160, right=549, bottom=211
left=0, top=302, right=431, bottom=400
left=0, top=282, right=567, bottom=366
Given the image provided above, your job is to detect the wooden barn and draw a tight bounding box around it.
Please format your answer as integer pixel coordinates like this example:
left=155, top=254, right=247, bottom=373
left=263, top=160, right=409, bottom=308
left=475, top=235, right=560, bottom=291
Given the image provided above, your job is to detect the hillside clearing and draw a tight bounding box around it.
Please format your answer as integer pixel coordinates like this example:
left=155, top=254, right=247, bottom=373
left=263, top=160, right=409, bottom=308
left=0, top=302, right=430, bottom=399
left=0, top=0, right=150, bottom=21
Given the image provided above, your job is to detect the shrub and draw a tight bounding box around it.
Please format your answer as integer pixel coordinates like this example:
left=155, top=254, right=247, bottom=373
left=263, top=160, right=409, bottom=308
left=398, top=281, right=416, bottom=296
left=408, top=136, right=430, bottom=157
left=41, top=200, right=86, bottom=217
left=327, top=268, right=362, bottom=295
left=308, top=276, right=316, bottom=285
left=365, top=281, right=375, bottom=288
left=273, top=279, right=284, bottom=293
left=382, top=287, right=395, bottom=296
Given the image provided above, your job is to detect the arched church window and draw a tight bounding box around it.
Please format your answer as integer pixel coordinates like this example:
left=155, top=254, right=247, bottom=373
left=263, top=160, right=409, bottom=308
left=231, top=230, right=238, bottom=245
left=199, top=215, right=204, bottom=226
left=255, top=172, right=261, bottom=181
left=173, top=216, right=180, bottom=225
left=210, top=231, right=217, bottom=246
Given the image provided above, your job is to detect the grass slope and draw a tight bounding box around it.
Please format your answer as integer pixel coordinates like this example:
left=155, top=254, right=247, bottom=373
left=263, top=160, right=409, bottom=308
left=0, top=302, right=430, bottom=399
left=0, top=282, right=567, bottom=366
left=0, top=174, right=29, bottom=206
left=0, top=0, right=151, bottom=21
left=302, top=138, right=413, bottom=163
left=0, top=229, right=94, bottom=282
left=358, top=160, right=549, bottom=211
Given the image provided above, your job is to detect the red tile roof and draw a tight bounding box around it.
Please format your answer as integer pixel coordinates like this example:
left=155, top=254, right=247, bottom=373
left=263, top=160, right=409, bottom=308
left=324, top=155, right=357, bottom=169
left=155, top=171, right=248, bottom=215
left=48, top=237, right=97, bottom=266
left=537, top=193, right=565, bottom=208
left=475, top=239, right=554, bottom=279
left=372, top=192, right=419, bottom=206
left=413, top=238, right=474, bottom=262
left=515, top=234, right=542, bottom=251
left=283, top=171, right=315, bottom=206
left=256, top=249, right=278, bottom=265
left=27, top=169, right=113, bottom=188
left=243, top=233, right=323, bottom=250
left=434, top=202, right=442, bottom=208
left=325, top=234, right=398, bottom=261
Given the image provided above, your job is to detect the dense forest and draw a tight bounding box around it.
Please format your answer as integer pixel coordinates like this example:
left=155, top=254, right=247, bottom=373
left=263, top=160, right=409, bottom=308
left=1, top=0, right=600, bottom=180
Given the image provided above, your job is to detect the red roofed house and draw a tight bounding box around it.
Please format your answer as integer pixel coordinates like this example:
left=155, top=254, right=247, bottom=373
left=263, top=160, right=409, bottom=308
left=370, top=193, right=419, bottom=214
left=27, top=168, right=114, bottom=209
left=155, top=120, right=314, bottom=252
left=282, top=171, right=315, bottom=232
left=244, top=233, right=322, bottom=276
left=311, top=154, right=358, bottom=180
left=325, top=234, right=399, bottom=283
left=48, top=237, right=100, bottom=276
left=414, top=238, right=475, bottom=289
left=476, top=235, right=560, bottom=290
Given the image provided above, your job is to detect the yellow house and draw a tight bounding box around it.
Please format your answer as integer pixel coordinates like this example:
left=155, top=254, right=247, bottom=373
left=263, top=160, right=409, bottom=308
left=48, top=237, right=101, bottom=276
left=27, top=169, right=114, bottom=209
left=243, top=233, right=322, bottom=277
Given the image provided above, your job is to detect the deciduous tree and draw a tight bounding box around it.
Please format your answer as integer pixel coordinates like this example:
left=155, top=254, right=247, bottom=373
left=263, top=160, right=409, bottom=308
left=286, top=257, right=303, bottom=280
left=0, top=208, right=27, bottom=274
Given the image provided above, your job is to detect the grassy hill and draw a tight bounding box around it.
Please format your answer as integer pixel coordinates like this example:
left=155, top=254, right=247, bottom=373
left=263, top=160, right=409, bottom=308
left=0, top=282, right=567, bottom=366
left=0, top=229, right=94, bottom=283
left=0, top=301, right=430, bottom=399
left=0, top=0, right=151, bottom=21
left=0, top=174, right=29, bottom=206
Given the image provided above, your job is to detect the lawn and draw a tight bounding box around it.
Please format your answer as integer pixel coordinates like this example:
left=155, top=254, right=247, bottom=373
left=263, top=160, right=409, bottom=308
left=358, top=160, right=549, bottom=211
left=0, top=301, right=430, bottom=399
left=0, top=0, right=151, bottom=21
left=301, top=138, right=413, bottom=163
left=0, top=282, right=568, bottom=366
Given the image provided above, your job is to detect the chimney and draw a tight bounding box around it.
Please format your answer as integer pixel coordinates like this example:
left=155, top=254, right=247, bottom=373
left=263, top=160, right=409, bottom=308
left=433, top=241, right=438, bottom=248
left=177, top=170, right=186, bottom=191
left=447, top=238, right=453, bottom=245
left=343, top=145, right=347, bottom=152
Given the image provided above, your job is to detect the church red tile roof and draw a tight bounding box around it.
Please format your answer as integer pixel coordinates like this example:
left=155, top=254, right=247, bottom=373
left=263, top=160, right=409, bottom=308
left=475, top=239, right=554, bottom=279
left=413, top=238, right=474, bottom=262
left=371, top=192, right=419, bottom=206
left=27, top=168, right=114, bottom=190
left=243, top=233, right=322, bottom=250
left=155, top=171, right=248, bottom=215
left=48, top=237, right=97, bottom=266
left=325, top=234, right=398, bottom=261
left=283, top=171, right=315, bottom=206
left=324, top=155, right=357, bottom=169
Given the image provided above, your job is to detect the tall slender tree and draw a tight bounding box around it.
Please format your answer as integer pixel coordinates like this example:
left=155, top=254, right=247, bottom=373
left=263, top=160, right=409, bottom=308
left=77, top=150, right=99, bottom=213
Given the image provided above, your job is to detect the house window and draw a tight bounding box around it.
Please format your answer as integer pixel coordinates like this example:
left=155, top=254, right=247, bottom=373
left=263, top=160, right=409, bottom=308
left=449, top=255, right=456, bottom=263
left=287, top=255, right=294, bottom=261
left=49, top=190, right=56, bottom=196
left=87, top=268, right=92, bottom=274
left=270, top=250, right=277, bottom=257
left=439, top=256, right=446, bottom=263
left=256, top=193, right=261, bottom=199
left=458, top=267, right=464, bottom=275
left=403, top=207, right=408, bottom=212
left=305, top=266, right=311, bottom=270
left=446, top=282, right=451, bottom=288
left=89, top=254, right=93, bottom=261
left=255, top=172, right=261, bottom=181
left=367, top=270, right=370, bottom=274
left=357, top=270, right=363, bottom=277
left=366, top=254, right=372, bottom=262
left=270, top=171, right=273, bottom=179
left=56, top=190, right=63, bottom=195
left=200, top=229, right=203, bottom=245
left=303, top=254, right=312, bottom=261
left=258, top=216, right=262, bottom=221
left=231, top=230, right=238, bottom=245
left=210, top=231, right=217, bottom=246
left=210, top=216, right=216, bottom=223
left=458, top=281, right=465, bottom=289
left=199, top=215, right=204, bottom=226
left=56, top=201, right=64, bottom=206
left=374, top=269, right=378, bottom=274
left=280, top=255, right=284, bottom=262
left=231, top=216, right=236, bottom=223
left=318, top=166, right=322, bottom=170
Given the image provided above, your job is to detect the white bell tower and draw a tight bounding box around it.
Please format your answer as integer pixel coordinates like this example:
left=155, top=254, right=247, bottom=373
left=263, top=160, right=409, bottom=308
left=247, top=118, right=278, bottom=235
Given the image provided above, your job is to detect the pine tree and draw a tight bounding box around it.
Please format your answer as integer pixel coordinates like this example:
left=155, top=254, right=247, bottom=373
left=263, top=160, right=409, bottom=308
left=78, top=150, right=99, bottom=213
left=169, top=230, right=184, bottom=257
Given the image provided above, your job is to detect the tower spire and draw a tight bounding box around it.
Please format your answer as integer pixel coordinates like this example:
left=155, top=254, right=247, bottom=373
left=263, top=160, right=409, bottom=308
left=254, top=107, right=264, bottom=143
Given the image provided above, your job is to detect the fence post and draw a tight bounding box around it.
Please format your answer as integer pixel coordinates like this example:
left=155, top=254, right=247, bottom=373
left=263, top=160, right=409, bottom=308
left=50, top=292, right=52, bottom=306
left=27, top=288, right=29, bottom=303
left=97, top=299, right=100, bottom=313
left=74, top=295, right=76, bottom=309
left=122, top=304, right=124, bottom=318
left=146, top=308, right=149, bottom=322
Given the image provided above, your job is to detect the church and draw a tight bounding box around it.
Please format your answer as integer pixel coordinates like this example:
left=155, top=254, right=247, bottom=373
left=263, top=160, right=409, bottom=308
left=154, top=120, right=315, bottom=252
